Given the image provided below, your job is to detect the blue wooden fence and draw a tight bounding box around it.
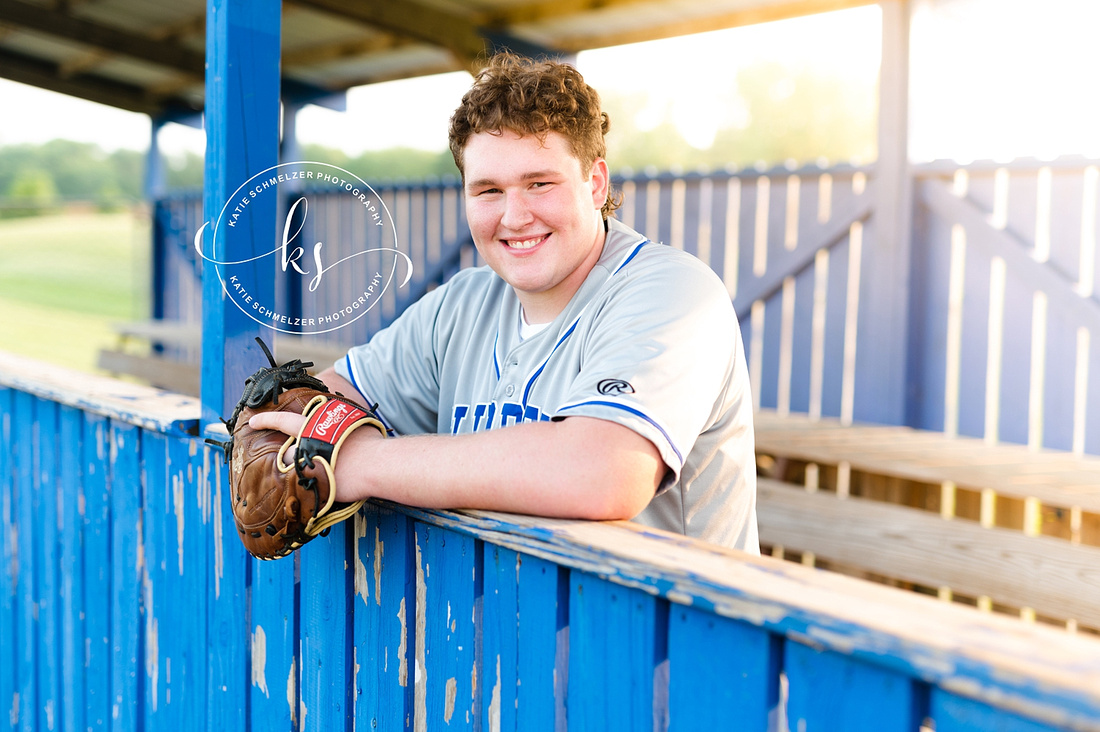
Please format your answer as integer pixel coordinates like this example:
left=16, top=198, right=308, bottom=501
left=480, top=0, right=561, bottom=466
left=3, top=353, right=1100, bottom=731
left=153, top=155, right=1100, bottom=455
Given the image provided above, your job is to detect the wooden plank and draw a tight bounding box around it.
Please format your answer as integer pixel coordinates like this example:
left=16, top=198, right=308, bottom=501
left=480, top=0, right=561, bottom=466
left=0, top=351, right=199, bottom=434
left=140, top=430, right=170, bottom=729
left=248, top=553, right=296, bottom=730
left=414, top=523, right=479, bottom=730
left=82, top=413, right=112, bottom=731
left=786, top=641, right=924, bottom=731
left=171, top=435, right=208, bottom=732
left=33, top=399, right=61, bottom=732
left=0, top=389, right=15, bottom=732
left=204, top=449, right=247, bottom=732
left=757, top=477, right=1100, bottom=625
left=58, top=406, right=86, bottom=732
left=353, top=504, right=414, bottom=731
left=300, top=524, right=352, bottom=730
left=515, top=554, right=562, bottom=731
left=667, top=605, right=780, bottom=731
left=95, top=350, right=200, bottom=397
left=391, top=503, right=1100, bottom=730
left=13, top=392, right=36, bottom=732
left=109, top=421, right=142, bottom=732
left=481, top=544, right=520, bottom=732
left=567, top=571, right=657, bottom=731
left=932, top=689, right=1060, bottom=732
left=110, top=320, right=202, bottom=347
left=754, top=410, right=1100, bottom=510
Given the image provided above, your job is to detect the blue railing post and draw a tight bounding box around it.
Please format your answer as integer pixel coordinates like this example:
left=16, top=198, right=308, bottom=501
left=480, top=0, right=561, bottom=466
left=200, top=0, right=282, bottom=424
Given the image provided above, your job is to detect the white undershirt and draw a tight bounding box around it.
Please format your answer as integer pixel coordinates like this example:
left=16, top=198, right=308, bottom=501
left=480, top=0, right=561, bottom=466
left=519, top=308, right=551, bottom=340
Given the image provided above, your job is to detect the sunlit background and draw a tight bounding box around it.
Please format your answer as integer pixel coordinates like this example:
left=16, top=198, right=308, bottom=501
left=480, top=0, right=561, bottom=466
left=2, top=0, right=1097, bottom=169
left=2, top=0, right=1099, bottom=371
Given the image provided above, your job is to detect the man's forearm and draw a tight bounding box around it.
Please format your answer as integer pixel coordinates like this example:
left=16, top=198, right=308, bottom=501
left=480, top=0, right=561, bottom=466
left=336, top=414, right=662, bottom=521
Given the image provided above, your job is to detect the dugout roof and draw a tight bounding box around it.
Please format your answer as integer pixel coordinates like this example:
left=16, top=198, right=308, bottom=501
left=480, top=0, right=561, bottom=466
left=0, top=0, right=873, bottom=119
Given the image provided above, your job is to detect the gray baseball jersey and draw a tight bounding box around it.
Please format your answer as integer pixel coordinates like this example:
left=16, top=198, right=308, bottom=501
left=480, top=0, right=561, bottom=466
left=335, top=217, right=758, bottom=552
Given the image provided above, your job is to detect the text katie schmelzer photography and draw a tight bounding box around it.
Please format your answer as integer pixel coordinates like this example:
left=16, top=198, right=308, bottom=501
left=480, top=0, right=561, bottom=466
left=192, top=161, right=411, bottom=336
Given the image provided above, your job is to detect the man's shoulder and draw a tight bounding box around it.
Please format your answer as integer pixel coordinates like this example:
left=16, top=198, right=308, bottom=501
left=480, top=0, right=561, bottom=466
left=602, top=219, right=729, bottom=300
left=427, top=263, right=507, bottom=305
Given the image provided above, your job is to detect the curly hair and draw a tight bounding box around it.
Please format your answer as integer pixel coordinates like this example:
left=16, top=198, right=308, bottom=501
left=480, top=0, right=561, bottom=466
left=448, top=52, right=620, bottom=218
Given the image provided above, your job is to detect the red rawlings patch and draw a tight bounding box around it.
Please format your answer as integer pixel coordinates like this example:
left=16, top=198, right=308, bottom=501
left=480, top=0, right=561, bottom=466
left=301, top=399, right=368, bottom=446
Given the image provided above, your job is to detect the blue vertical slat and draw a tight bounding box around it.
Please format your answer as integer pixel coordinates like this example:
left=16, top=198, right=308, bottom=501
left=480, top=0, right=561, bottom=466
left=248, top=552, right=295, bottom=729
left=1036, top=169, right=1083, bottom=451
left=1087, top=332, right=1100, bottom=457
left=82, top=414, right=111, bottom=731
left=140, top=431, right=168, bottom=729
left=757, top=297, right=784, bottom=411
left=667, top=605, right=781, bottom=731
left=415, top=523, right=479, bottom=730
left=1041, top=309, right=1078, bottom=451
left=205, top=449, right=247, bottom=731
left=174, top=436, right=208, bottom=732
left=909, top=191, right=953, bottom=431
left=999, top=169, right=1041, bottom=446
left=957, top=227, right=992, bottom=439
left=33, top=400, right=60, bottom=732
left=931, top=689, right=1057, bottom=732
left=735, top=176, right=759, bottom=311
left=300, top=525, right=352, bottom=730
left=516, top=554, right=561, bottom=730
left=201, top=0, right=282, bottom=422
left=680, top=177, right=702, bottom=257
left=567, top=572, right=656, bottom=732
left=354, top=504, right=415, bottom=731
left=998, top=260, right=1034, bottom=446
left=706, top=175, right=731, bottom=288
left=0, top=389, right=14, bottom=732
left=13, top=392, right=35, bottom=732
left=481, top=545, right=519, bottom=732
left=785, top=641, right=923, bottom=732
left=58, top=406, right=85, bottom=732
left=788, top=266, right=817, bottom=413
left=110, top=422, right=143, bottom=732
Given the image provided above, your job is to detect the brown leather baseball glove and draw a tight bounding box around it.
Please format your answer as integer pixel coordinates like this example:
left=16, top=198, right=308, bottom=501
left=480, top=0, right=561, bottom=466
left=212, top=338, right=385, bottom=560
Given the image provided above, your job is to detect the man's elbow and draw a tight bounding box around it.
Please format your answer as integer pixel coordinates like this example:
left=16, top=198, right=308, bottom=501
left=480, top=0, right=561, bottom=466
left=578, top=465, right=664, bottom=522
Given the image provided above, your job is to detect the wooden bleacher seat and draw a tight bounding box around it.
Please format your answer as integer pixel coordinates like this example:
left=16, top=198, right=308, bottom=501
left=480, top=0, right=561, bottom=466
left=754, top=408, right=1100, bottom=630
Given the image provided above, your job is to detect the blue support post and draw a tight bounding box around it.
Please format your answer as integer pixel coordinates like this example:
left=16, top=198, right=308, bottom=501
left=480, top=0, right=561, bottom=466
left=201, top=0, right=282, bottom=424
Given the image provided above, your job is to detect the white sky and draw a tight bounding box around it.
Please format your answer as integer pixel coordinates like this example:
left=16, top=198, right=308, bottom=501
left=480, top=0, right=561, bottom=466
left=0, top=0, right=1097, bottom=163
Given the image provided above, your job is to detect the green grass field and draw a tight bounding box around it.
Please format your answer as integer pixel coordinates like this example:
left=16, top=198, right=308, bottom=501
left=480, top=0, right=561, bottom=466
left=0, top=210, right=151, bottom=373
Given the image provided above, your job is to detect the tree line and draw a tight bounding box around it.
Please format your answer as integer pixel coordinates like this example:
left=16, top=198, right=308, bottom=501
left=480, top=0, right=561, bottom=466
left=0, top=60, right=876, bottom=216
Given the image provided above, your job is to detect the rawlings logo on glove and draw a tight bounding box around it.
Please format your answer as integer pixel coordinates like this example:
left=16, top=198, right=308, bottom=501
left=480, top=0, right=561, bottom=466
left=210, top=338, right=385, bottom=560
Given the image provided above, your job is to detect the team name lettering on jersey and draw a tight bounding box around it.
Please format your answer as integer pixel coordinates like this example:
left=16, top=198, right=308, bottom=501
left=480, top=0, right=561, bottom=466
left=451, top=402, right=551, bottom=434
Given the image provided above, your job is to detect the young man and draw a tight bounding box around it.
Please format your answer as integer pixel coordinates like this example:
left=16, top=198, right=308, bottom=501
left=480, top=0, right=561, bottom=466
left=253, top=52, right=759, bottom=552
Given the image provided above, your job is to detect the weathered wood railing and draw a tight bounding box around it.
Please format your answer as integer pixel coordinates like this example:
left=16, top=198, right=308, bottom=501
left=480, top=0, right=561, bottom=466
left=3, top=350, right=1100, bottom=732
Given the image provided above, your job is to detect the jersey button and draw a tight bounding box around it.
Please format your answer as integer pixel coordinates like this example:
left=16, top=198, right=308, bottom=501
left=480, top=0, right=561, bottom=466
left=505, top=385, right=515, bottom=397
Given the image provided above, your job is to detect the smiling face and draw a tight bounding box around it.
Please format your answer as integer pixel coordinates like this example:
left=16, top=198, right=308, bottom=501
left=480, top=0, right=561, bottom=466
left=462, top=129, right=610, bottom=323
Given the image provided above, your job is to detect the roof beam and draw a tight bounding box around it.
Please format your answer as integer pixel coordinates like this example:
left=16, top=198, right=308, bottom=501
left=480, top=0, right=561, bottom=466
left=0, top=0, right=205, bottom=77
left=0, top=47, right=197, bottom=115
left=546, top=0, right=878, bottom=51
left=288, top=0, right=492, bottom=71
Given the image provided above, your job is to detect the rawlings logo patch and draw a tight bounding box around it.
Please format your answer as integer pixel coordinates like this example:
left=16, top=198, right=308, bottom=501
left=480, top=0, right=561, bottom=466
left=304, top=400, right=367, bottom=443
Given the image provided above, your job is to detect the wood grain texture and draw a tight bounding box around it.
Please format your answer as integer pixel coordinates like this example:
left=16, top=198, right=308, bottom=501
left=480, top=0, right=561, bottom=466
left=755, top=409, right=1100, bottom=509
left=0, top=351, right=200, bottom=435
left=392, top=503, right=1100, bottom=730
left=757, top=478, right=1100, bottom=625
